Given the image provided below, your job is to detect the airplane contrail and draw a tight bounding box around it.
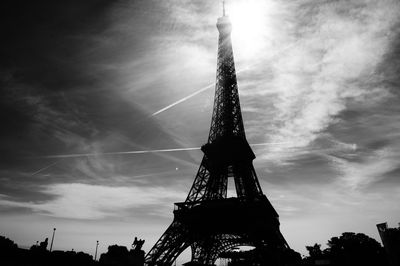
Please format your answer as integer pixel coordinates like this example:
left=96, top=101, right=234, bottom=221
left=35, top=142, right=289, bottom=159
left=38, top=147, right=202, bottom=159
left=150, top=42, right=299, bottom=117
left=151, top=83, right=214, bottom=116
left=31, top=160, right=59, bottom=176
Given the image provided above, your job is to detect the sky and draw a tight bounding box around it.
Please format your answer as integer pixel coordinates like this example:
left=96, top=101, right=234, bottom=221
left=1, top=0, right=400, bottom=263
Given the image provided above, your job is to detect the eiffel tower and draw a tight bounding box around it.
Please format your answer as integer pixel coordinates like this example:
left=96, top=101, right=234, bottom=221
left=145, top=4, right=289, bottom=266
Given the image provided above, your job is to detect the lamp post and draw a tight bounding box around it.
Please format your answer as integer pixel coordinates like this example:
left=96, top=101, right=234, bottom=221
left=94, top=240, right=99, bottom=261
left=50, top=228, right=56, bottom=252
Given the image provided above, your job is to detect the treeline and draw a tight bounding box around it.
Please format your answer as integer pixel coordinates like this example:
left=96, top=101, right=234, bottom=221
left=226, top=232, right=389, bottom=266
left=0, top=235, right=95, bottom=266
left=0, top=232, right=391, bottom=266
left=301, top=232, right=389, bottom=266
left=0, top=236, right=144, bottom=266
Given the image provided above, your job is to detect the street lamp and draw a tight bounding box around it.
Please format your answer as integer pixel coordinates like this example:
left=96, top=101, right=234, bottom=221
left=50, top=228, right=56, bottom=252
left=95, top=240, right=99, bottom=261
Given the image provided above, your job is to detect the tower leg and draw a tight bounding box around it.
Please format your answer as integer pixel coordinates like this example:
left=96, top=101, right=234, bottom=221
left=145, top=220, right=191, bottom=266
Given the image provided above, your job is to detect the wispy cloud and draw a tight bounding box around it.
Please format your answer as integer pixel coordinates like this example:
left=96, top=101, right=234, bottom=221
left=262, top=0, right=399, bottom=154
left=0, top=183, right=186, bottom=219
left=327, top=146, right=400, bottom=190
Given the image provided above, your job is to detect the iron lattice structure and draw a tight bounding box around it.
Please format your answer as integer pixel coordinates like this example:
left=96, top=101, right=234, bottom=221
left=145, top=14, right=289, bottom=266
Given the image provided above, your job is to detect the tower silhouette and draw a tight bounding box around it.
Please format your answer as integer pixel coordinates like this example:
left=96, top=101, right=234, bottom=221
left=146, top=8, right=289, bottom=266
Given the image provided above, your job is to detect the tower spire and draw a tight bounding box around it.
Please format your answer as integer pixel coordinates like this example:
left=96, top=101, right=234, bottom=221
left=222, top=0, right=226, bottom=16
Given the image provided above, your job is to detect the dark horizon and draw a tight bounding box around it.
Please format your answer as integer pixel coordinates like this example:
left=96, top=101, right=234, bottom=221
left=2, top=228, right=398, bottom=266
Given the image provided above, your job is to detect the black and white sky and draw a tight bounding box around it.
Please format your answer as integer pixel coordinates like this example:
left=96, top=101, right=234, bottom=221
left=1, top=0, right=400, bottom=261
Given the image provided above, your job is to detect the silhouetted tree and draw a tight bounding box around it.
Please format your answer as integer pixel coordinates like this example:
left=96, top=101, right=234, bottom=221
left=0, top=235, right=19, bottom=262
left=304, top=232, right=389, bottom=266
left=306, top=243, right=322, bottom=258
left=0, top=235, right=97, bottom=266
left=325, top=232, right=388, bottom=266
left=0, top=236, right=18, bottom=250
left=50, top=250, right=94, bottom=266
left=99, top=241, right=145, bottom=266
left=303, top=243, right=327, bottom=265
left=100, top=245, right=131, bottom=266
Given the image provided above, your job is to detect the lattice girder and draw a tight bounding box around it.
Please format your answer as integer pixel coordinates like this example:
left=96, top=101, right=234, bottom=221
left=145, top=221, right=191, bottom=265
left=208, top=19, right=245, bottom=143
left=145, top=13, right=290, bottom=266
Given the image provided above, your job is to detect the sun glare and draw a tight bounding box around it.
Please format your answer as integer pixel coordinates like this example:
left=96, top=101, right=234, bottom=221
left=227, top=0, right=271, bottom=58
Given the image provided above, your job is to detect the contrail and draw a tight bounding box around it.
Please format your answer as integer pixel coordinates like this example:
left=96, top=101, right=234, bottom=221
left=151, top=42, right=298, bottom=117
left=31, top=161, right=59, bottom=176
left=38, top=147, right=202, bottom=159
left=151, top=83, right=214, bottom=116
left=35, top=142, right=289, bottom=159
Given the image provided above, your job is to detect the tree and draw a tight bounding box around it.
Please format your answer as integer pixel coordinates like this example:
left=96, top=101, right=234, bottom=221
left=304, top=243, right=326, bottom=265
left=325, top=232, right=388, bottom=266
left=99, top=245, right=130, bottom=266
left=0, top=235, right=18, bottom=250
left=306, top=243, right=322, bottom=258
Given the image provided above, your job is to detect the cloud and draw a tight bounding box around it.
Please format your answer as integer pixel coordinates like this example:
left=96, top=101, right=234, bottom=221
left=327, top=146, right=400, bottom=190
left=194, top=0, right=399, bottom=169
left=263, top=0, right=399, bottom=155
left=0, top=183, right=186, bottom=219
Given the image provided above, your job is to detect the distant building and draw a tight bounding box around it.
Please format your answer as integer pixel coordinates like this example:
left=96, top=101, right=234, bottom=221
left=377, top=222, right=400, bottom=266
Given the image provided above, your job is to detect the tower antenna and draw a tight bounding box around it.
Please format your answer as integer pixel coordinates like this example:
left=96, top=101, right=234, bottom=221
left=222, top=0, right=226, bottom=16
